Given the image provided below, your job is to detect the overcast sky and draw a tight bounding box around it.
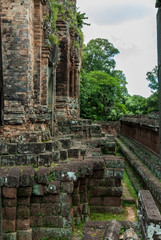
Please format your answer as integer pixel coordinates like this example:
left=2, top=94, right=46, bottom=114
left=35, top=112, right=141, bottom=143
left=77, top=0, right=158, bottom=98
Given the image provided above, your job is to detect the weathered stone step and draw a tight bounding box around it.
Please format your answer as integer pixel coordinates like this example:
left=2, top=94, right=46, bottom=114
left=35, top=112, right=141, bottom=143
left=125, top=161, right=144, bottom=194
left=85, top=138, right=115, bottom=155
left=56, top=138, right=73, bottom=149
left=116, top=138, right=161, bottom=207
left=82, top=220, right=137, bottom=240
left=119, top=135, right=161, bottom=179
left=138, top=190, right=161, bottom=240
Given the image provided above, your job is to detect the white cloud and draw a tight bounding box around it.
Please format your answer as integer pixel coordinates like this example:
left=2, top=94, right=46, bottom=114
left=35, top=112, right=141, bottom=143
left=77, top=0, right=158, bottom=97
left=88, top=3, right=152, bottom=25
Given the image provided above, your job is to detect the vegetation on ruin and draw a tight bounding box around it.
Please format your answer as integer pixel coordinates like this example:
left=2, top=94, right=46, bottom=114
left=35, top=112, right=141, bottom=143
left=47, top=0, right=89, bottom=47
left=122, top=171, right=138, bottom=200
left=80, top=38, right=159, bottom=121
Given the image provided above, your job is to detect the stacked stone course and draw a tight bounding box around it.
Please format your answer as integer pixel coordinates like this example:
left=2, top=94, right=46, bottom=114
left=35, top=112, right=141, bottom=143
left=0, top=0, right=81, bottom=142
left=0, top=155, right=124, bottom=240
left=138, top=190, right=161, bottom=240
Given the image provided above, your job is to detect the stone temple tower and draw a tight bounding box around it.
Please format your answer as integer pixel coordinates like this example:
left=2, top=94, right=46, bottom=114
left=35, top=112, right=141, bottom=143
left=0, top=0, right=81, bottom=142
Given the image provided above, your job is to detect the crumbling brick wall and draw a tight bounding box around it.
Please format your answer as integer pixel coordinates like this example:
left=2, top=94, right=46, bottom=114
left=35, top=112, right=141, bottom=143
left=0, top=156, right=124, bottom=240
left=0, top=0, right=81, bottom=142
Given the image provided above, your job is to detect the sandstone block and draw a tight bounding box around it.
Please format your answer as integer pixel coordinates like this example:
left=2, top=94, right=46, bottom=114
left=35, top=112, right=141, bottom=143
left=17, top=229, right=32, bottom=240
left=3, top=220, right=16, bottom=232
left=3, top=207, right=16, bottom=220
left=52, top=151, right=60, bottom=162
left=17, top=206, right=30, bottom=219
left=43, top=194, right=60, bottom=203
left=68, top=148, right=80, bottom=158
left=33, top=185, right=44, bottom=196
left=17, top=219, right=30, bottom=230
left=47, top=181, right=60, bottom=194
left=90, top=197, right=103, bottom=206
left=17, top=187, right=32, bottom=197
left=40, top=203, right=53, bottom=216
left=30, top=203, right=40, bottom=216
left=3, top=187, right=17, bottom=199
left=36, top=167, right=50, bottom=185
left=38, top=153, right=52, bottom=167
left=3, top=232, right=17, bottom=240
left=30, top=216, right=43, bottom=227
left=60, top=193, right=72, bottom=205
left=60, top=150, right=68, bottom=160
left=93, top=159, right=105, bottom=170
left=17, top=197, right=30, bottom=206
left=3, top=199, right=17, bottom=208
left=7, top=143, right=17, bottom=154
left=61, top=203, right=71, bottom=217
left=43, top=216, right=63, bottom=228
left=19, top=167, right=35, bottom=187
left=103, top=197, right=121, bottom=206
left=104, top=168, right=113, bottom=178
left=52, top=203, right=61, bottom=215
left=61, top=181, right=74, bottom=194
left=114, top=169, right=124, bottom=179
left=17, top=143, right=45, bottom=154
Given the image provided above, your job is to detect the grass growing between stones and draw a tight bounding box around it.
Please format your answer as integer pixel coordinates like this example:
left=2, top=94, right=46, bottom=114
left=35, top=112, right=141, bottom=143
left=90, top=202, right=137, bottom=222
left=72, top=221, right=86, bottom=239
left=72, top=170, right=138, bottom=239
left=122, top=170, right=138, bottom=200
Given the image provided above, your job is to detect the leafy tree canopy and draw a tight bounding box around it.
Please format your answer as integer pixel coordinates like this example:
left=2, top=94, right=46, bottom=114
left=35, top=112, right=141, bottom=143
left=82, top=38, right=119, bottom=75
left=125, top=95, right=148, bottom=115
left=146, top=66, right=158, bottom=93
left=80, top=71, right=126, bottom=121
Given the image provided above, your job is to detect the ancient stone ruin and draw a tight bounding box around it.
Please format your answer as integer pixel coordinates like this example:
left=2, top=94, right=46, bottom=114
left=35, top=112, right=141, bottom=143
left=0, top=0, right=126, bottom=239
left=0, top=0, right=161, bottom=240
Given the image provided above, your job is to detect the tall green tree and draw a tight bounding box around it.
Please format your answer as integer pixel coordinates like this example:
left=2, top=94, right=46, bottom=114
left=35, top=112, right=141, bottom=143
left=146, top=66, right=159, bottom=112
left=80, top=71, right=126, bottom=121
left=125, top=95, right=148, bottom=115
left=82, top=38, right=119, bottom=75
left=146, top=66, right=158, bottom=93
left=80, top=38, right=128, bottom=120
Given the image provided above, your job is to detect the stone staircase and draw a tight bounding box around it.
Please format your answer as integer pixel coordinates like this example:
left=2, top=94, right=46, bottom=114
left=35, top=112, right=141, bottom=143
left=116, top=135, right=161, bottom=208
left=0, top=119, right=115, bottom=167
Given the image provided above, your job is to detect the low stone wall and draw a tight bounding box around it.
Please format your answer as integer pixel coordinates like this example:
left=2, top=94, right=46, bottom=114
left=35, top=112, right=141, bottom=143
left=0, top=156, right=124, bottom=240
left=116, top=138, right=161, bottom=207
left=93, top=121, right=120, bottom=137
left=138, top=190, right=161, bottom=240
left=120, top=115, right=159, bottom=155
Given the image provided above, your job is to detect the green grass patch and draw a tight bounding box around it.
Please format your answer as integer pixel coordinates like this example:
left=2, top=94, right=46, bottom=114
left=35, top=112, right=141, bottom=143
left=72, top=221, right=86, bottom=240
left=123, top=170, right=138, bottom=200
left=90, top=210, right=127, bottom=222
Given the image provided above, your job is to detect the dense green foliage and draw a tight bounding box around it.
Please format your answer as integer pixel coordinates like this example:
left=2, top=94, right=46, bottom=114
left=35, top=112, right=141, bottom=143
left=80, top=38, right=128, bottom=121
left=82, top=38, right=119, bottom=75
left=80, top=71, right=126, bottom=121
left=125, top=95, right=148, bottom=115
left=146, top=66, right=159, bottom=113
left=146, top=66, right=158, bottom=93
left=80, top=38, right=159, bottom=120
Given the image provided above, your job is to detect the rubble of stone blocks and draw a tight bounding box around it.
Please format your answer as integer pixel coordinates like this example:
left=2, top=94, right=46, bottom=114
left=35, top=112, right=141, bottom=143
left=82, top=220, right=139, bottom=240
left=0, top=119, right=117, bottom=167
left=138, top=190, right=161, bottom=240
left=0, top=154, right=124, bottom=240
